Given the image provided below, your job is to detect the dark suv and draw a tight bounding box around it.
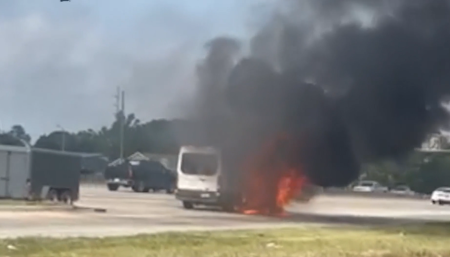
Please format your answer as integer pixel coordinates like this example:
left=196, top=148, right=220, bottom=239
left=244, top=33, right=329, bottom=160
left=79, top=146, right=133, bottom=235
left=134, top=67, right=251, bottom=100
left=129, top=160, right=176, bottom=193
left=105, top=160, right=176, bottom=193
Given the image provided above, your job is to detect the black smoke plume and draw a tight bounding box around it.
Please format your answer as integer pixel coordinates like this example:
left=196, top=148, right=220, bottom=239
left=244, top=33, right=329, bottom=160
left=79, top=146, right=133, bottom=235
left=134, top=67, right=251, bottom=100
left=187, top=0, right=450, bottom=188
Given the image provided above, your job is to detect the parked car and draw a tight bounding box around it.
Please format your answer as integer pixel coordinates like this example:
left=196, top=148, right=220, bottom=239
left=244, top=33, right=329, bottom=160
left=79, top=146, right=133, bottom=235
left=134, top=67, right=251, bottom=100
left=352, top=180, right=388, bottom=193
left=431, top=187, right=450, bottom=205
left=390, top=185, right=415, bottom=196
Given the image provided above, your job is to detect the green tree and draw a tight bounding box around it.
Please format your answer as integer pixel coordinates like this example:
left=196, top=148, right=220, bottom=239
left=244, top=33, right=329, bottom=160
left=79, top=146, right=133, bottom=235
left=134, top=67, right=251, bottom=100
left=360, top=151, right=450, bottom=194
left=8, top=125, right=31, bottom=143
left=406, top=153, right=450, bottom=194
left=34, top=131, right=72, bottom=151
left=0, top=125, right=31, bottom=146
left=31, top=113, right=193, bottom=160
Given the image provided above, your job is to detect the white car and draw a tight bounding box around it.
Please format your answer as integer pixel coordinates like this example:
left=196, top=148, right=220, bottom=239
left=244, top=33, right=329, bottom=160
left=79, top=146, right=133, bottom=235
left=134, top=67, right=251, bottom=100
left=390, top=185, right=415, bottom=196
left=431, top=187, right=450, bottom=205
left=352, top=181, right=388, bottom=193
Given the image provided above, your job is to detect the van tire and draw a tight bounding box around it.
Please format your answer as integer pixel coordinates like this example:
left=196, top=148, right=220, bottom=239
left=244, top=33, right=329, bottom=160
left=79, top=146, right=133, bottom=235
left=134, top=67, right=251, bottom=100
left=182, top=201, right=194, bottom=209
left=107, top=184, right=119, bottom=191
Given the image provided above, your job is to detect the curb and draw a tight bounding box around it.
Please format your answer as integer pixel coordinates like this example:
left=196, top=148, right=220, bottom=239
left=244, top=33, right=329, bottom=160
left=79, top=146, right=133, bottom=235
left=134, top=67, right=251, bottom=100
left=0, top=204, right=74, bottom=212
left=0, top=204, right=108, bottom=213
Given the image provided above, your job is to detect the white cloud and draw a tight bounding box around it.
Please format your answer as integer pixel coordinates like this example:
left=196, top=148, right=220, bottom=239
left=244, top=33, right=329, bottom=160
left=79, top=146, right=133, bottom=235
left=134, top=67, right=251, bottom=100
left=0, top=1, right=251, bottom=140
left=0, top=12, right=110, bottom=138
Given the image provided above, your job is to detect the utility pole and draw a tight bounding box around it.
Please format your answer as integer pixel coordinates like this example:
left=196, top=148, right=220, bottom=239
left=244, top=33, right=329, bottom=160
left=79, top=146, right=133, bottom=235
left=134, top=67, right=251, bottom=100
left=114, top=87, right=120, bottom=114
left=120, top=90, right=125, bottom=160
left=114, top=87, right=125, bottom=160
left=56, top=124, right=66, bottom=151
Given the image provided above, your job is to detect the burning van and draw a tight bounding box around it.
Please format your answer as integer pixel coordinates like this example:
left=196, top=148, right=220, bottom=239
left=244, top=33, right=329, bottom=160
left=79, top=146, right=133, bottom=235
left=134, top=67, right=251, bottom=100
left=175, top=146, right=226, bottom=210
left=175, top=143, right=312, bottom=215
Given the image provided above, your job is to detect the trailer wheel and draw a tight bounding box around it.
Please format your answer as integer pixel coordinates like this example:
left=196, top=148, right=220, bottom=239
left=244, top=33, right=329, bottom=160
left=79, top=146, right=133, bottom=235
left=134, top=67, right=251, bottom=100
left=47, top=189, right=59, bottom=202
left=60, top=190, right=73, bottom=205
left=107, top=184, right=119, bottom=191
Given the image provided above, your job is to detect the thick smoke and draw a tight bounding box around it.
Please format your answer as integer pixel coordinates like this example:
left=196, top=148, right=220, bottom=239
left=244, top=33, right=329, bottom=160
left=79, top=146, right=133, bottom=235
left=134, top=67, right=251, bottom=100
left=189, top=0, right=450, bottom=188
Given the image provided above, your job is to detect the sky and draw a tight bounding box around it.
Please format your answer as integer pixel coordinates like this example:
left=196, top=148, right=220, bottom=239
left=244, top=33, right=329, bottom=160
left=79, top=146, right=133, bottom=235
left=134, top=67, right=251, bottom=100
left=0, top=0, right=266, bottom=140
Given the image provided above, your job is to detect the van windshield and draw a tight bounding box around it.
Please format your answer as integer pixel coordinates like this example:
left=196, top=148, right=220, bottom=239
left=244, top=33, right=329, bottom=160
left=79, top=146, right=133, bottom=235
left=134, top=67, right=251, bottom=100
left=181, top=153, right=218, bottom=176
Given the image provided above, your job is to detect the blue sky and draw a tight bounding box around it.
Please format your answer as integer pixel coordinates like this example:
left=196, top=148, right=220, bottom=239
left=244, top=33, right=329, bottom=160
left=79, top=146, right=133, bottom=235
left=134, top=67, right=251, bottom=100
left=0, top=0, right=266, bottom=141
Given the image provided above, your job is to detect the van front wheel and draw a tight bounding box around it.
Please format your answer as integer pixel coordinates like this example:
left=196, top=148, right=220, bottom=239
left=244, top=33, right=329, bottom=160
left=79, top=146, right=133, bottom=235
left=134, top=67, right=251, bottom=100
left=182, top=201, right=194, bottom=210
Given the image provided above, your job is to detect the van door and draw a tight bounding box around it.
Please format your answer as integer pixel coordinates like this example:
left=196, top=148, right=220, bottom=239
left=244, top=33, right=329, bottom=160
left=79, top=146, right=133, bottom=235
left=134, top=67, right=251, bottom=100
left=178, top=173, right=219, bottom=192
left=177, top=152, right=220, bottom=192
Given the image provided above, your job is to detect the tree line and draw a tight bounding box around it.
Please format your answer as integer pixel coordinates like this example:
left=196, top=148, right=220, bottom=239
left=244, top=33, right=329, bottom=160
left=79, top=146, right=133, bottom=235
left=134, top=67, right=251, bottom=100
left=1, top=112, right=450, bottom=194
left=0, top=111, right=189, bottom=160
left=359, top=152, right=450, bottom=194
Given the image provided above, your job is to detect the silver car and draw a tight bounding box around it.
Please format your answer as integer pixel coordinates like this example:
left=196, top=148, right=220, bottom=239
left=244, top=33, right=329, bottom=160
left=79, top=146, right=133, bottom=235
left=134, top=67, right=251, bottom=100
left=390, top=185, right=415, bottom=196
left=352, top=181, right=388, bottom=193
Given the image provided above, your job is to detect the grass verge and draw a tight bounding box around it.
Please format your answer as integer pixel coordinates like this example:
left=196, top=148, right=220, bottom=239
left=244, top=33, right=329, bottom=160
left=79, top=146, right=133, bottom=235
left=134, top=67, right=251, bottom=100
left=1, top=223, right=450, bottom=257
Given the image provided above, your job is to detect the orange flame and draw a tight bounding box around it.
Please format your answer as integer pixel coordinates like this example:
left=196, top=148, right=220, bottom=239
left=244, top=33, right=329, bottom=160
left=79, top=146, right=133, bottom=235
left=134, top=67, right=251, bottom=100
left=239, top=135, right=307, bottom=216
left=276, top=169, right=306, bottom=210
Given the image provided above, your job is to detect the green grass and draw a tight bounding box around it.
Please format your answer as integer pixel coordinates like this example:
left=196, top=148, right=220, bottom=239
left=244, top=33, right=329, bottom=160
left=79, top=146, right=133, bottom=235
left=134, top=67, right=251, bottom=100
left=1, top=223, right=450, bottom=257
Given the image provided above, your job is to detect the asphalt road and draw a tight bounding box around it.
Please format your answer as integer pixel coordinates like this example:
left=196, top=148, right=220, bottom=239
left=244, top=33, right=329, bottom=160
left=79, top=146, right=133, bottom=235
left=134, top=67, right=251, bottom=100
left=1, top=185, right=450, bottom=238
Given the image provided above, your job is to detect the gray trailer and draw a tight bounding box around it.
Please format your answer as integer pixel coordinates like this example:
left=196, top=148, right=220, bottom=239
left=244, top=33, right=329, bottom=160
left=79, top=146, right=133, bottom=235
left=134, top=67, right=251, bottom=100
left=29, top=148, right=82, bottom=203
left=0, top=144, right=82, bottom=203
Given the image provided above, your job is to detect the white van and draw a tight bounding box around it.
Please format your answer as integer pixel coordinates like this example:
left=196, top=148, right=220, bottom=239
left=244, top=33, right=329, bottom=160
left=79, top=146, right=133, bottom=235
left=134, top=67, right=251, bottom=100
left=175, top=146, right=222, bottom=209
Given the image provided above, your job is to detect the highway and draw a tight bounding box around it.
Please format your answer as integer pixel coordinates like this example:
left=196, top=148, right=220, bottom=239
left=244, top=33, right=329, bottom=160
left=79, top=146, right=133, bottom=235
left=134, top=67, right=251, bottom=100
left=1, top=185, right=450, bottom=238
